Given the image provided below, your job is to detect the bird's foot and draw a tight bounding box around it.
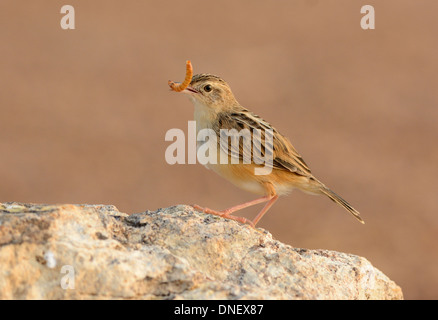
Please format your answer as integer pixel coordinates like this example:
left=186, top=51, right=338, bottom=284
left=192, top=204, right=255, bottom=228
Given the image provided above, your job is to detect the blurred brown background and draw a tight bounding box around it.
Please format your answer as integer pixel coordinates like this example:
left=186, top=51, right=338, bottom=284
left=0, top=1, right=437, bottom=299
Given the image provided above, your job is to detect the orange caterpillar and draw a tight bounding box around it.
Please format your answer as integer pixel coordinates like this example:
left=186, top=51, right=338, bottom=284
left=168, top=60, right=193, bottom=92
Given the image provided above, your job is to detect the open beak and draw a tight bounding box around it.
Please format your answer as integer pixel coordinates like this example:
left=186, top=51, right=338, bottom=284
left=183, top=86, right=199, bottom=94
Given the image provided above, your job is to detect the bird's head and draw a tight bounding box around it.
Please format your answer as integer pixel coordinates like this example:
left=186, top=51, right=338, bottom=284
left=182, top=74, right=238, bottom=111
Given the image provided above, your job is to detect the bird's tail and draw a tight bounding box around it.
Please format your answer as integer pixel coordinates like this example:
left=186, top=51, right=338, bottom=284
left=320, top=186, right=364, bottom=224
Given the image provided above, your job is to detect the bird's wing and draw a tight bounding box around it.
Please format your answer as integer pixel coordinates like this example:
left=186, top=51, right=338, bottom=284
left=214, top=110, right=312, bottom=177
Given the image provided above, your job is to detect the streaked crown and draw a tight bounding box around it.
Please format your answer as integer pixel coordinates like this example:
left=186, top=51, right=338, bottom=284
left=188, top=74, right=238, bottom=109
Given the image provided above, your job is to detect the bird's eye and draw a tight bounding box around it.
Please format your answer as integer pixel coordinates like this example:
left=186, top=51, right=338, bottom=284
left=203, top=84, right=212, bottom=92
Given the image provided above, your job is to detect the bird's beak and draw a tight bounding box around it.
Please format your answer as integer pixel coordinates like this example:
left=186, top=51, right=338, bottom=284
left=183, top=86, right=199, bottom=94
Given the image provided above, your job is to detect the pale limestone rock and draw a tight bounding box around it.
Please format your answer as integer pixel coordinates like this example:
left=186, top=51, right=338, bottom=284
left=0, top=203, right=403, bottom=299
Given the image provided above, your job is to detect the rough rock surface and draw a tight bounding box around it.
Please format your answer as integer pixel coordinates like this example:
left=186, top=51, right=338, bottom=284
left=0, top=202, right=403, bottom=299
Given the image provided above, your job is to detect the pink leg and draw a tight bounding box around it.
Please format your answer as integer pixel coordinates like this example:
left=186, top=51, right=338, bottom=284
left=252, top=195, right=278, bottom=226
left=221, top=195, right=272, bottom=215
left=192, top=205, right=255, bottom=227
left=192, top=194, right=277, bottom=228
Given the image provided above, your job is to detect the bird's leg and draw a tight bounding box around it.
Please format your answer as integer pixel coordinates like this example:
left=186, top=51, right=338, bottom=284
left=221, top=195, right=273, bottom=215
left=192, top=205, right=255, bottom=228
left=192, top=195, right=274, bottom=228
left=251, top=195, right=279, bottom=226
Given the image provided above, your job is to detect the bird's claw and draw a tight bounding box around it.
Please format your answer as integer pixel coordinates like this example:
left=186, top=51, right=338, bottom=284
left=192, top=204, right=255, bottom=228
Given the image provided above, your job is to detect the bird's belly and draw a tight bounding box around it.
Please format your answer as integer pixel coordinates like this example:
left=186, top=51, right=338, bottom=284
left=208, top=162, right=267, bottom=195
left=198, top=141, right=266, bottom=195
left=197, top=138, right=299, bottom=196
left=272, top=182, right=296, bottom=196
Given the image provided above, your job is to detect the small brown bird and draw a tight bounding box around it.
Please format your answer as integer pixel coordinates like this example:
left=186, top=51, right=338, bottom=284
left=170, top=64, right=364, bottom=227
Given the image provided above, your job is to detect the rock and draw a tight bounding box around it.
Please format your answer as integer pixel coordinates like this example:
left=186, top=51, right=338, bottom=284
left=0, top=202, right=403, bottom=300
